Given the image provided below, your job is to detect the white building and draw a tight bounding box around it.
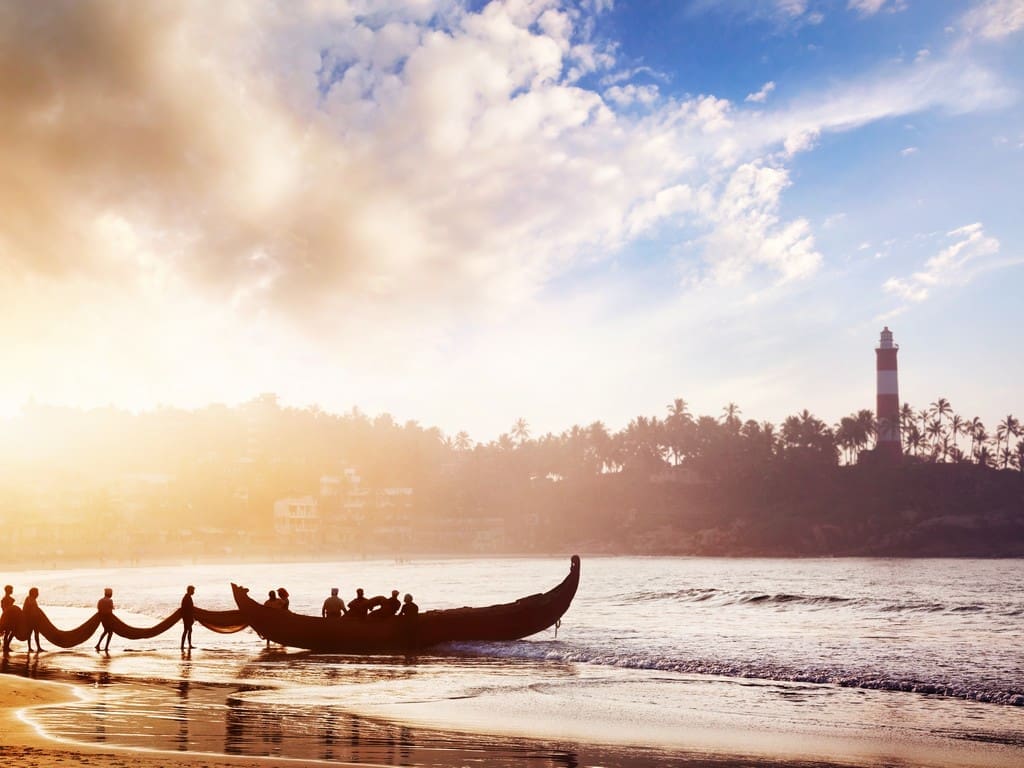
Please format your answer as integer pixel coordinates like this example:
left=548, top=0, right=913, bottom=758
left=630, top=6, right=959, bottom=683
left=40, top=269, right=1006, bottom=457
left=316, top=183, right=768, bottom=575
left=273, top=496, right=319, bottom=537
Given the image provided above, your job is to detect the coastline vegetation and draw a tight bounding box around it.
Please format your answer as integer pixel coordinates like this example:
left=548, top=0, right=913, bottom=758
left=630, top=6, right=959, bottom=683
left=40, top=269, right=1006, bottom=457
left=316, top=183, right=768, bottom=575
left=1, top=394, right=1021, bottom=562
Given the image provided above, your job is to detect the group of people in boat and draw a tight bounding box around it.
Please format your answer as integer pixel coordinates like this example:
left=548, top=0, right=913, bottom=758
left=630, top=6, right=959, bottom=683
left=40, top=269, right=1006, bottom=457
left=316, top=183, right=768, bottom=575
left=262, top=586, right=418, bottom=620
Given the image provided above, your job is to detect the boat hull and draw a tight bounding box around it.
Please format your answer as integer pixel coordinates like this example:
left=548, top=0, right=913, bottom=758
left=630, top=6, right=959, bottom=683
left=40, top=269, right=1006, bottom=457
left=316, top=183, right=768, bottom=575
left=231, top=555, right=580, bottom=652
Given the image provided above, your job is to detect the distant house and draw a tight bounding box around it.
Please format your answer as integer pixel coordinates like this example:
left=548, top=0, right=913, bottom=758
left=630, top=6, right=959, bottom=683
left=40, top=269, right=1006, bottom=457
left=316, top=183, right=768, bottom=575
left=273, top=496, right=319, bottom=538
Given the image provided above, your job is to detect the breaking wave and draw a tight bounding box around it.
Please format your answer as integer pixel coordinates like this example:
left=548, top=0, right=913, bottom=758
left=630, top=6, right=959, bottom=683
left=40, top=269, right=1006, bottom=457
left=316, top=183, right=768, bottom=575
left=444, top=640, right=1024, bottom=707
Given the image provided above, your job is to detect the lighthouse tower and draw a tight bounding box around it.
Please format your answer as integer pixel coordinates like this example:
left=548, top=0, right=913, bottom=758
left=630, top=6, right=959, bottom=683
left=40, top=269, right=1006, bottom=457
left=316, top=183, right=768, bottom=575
left=875, top=327, right=902, bottom=461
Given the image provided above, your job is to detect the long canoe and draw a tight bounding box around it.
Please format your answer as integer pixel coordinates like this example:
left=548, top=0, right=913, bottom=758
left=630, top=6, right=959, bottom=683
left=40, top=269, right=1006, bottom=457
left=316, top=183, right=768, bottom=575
left=231, top=555, right=580, bottom=652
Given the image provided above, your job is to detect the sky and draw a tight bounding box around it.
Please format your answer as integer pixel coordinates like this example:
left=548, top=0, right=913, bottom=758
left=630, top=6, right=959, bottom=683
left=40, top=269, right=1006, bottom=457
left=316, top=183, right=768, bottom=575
left=1, top=0, right=1022, bottom=442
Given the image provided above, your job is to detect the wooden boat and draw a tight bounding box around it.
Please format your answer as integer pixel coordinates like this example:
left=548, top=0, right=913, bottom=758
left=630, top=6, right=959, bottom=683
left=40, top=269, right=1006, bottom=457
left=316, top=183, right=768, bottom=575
left=231, top=555, right=580, bottom=652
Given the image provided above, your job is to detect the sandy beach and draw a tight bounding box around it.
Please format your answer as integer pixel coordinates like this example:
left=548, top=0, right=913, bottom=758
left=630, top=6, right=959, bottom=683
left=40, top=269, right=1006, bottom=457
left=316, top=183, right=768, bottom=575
left=4, top=668, right=1023, bottom=768
left=0, top=675, right=341, bottom=768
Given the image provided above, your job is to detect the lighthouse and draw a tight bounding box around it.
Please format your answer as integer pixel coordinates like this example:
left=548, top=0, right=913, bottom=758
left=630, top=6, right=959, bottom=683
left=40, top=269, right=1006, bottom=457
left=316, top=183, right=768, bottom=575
left=875, top=326, right=902, bottom=461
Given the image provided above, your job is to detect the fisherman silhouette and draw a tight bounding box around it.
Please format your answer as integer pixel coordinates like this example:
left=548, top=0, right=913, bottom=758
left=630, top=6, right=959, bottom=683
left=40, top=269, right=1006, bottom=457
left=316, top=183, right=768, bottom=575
left=180, top=585, right=196, bottom=651
left=368, top=589, right=401, bottom=618
left=95, top=588, right=115, bottom=652
left=399, top=593, right=418, bottom=619
left=322, top=588, right=345, bottom=619
left=23, top=587, right=44, bottom=652
left=348, top=588, right=369, bottom=619
left=2, top=585, right=15, bottom=653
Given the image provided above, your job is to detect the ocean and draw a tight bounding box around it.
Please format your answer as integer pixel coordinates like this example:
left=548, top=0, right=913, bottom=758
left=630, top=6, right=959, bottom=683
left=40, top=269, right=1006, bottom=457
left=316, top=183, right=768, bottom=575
left=2, top=556, right=1022, bottom=766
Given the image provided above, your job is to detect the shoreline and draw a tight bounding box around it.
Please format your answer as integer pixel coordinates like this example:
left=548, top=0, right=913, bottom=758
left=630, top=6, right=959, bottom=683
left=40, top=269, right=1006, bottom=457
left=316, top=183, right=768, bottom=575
left=0, top=674, right=355, bottom=767
left=3, top=666, right=1023, bottom=768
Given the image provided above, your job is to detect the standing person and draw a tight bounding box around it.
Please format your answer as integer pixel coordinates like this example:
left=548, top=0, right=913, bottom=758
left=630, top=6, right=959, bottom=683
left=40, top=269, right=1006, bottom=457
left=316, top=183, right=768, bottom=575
left=276, top=587, right=290, bottom=611
left=95, top=588, right=115, bottom=652
left=2, top=585, right=16, bottom=653
left=263, top=590, right=279, bottom=608
left=322, top=588, right=345, bottom=619
left=23, top=587, right=44, bottom=652
left=180, top=585, right=196, bottom=651
left=348, top=588, right=369, bottom=618
left=383, top=590, right=401, bottom=616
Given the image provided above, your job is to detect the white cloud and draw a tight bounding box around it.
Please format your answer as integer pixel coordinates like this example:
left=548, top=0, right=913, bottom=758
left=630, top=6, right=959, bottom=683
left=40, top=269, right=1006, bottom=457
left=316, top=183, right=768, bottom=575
left=0, top=0, right=1018, bottom=427
left=697, top=163, right=822, bottom=284
left=883, top=223, right=1003, bottom=302
left=960, top=0, right=1024, bottom=41
left=745, top=81, right=776, bottom=103
left=604, top=83, right=660, bottom=106
left=847, top=0, right=908, bottom=16
left=900, top=146, right=919, bottom=156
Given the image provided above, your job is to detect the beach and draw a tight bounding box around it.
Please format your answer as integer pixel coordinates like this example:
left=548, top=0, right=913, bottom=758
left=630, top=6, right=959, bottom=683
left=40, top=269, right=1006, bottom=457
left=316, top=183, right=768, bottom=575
left=3, top=662, right=1023, bottom=768
left=2, top=556, right=1022, bottom=767
left=0, top=674, right=324, bottom=768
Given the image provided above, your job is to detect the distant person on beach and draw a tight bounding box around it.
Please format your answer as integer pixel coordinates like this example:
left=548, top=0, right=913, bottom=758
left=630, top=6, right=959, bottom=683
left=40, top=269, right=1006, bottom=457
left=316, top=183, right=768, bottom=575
left=95, top=588, right=115, bottom=652
left=276, top=587, right=290, bottom=611
left=322, top=588, right=346, bottom=619
left=348, top=588, right=369, bottom=618
left=2, top=585, right=15, bottom=652
left=180, top=585, right=195, bottom=651
left=400, top=593, right=418, bottom=619
left=23, top=587, right=44, bottom=652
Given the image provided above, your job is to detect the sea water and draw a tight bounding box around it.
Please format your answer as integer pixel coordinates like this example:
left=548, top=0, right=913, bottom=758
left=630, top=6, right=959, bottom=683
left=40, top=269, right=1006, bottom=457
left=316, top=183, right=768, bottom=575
left=2, top=557, right=1023, bottom=766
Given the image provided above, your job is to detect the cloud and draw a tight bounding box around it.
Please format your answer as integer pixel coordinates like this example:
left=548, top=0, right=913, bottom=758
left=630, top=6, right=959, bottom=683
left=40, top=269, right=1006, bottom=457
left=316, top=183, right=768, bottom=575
left=883, top=223, right=1003, bottom=302
left=960, top=0, right=1024, bottom=41
left=847, top=0, right=907, bottom=16
left=900, top=146, right=919, bottom=156
left=686, top=0, right=824, bottom=27
left=0, top=0, right=1018, bottom=423
left=604, top=83, right=660, bottom=107
left=745, top=81, right=777, bottom=103
left=696, top=163, right=821, bottom=284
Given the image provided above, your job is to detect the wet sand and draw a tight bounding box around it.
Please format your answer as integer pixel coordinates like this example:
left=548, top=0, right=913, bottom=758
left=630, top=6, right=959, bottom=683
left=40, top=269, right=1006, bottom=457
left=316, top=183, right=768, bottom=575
left=0, top=675, right=348, bottom=767
left=3, top=671, right=1022, bottom=768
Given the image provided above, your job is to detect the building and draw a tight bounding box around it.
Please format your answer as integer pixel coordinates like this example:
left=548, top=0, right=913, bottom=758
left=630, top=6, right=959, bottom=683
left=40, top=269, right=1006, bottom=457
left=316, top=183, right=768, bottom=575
left=273, top=496, right=319, bottom=539
left=875, top=326, right=902, bottom=462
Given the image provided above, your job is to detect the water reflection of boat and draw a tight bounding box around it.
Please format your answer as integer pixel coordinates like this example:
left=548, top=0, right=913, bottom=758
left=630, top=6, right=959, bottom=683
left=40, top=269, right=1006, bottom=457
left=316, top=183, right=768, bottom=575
left=231, top=555, right=580, bottom=652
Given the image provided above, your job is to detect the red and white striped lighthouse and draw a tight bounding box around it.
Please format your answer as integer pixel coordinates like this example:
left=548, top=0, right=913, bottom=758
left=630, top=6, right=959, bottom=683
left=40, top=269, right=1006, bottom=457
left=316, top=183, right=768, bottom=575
left=875, top=326, right=901, bottom=461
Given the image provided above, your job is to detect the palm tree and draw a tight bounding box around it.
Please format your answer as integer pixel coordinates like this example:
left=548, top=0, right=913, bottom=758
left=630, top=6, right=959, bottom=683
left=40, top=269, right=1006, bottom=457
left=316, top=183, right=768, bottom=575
left=999, top=446, right=1015, bottom=471
left=899, top=402, right=915, bottom=431
left=511, top=418, right=531, bottom=446
left=905, top=423, right=924, bottom=457
left=667, top=398, right=691, bottom=420
left=930, top=398, right=953, bottom=425
left=665, top=398, right=694, bottom=466
left=855, top=409, right=876, bottom=451
left=835, top=417, right=857, bottom=464
left=926, top=419, right=945, bottom=461
left=975, top=444, right=995, bottom=468
left=781, top=409, right=836, bottom=461
left=454, top=431, right=473, bottom=452
left=996, top=415, right=1020, bottom=465
left=949, top=413, right=965, bottom=455
left=967, top=417, right=984, bottom=458
left=721, top=402, right=742, bottom=432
